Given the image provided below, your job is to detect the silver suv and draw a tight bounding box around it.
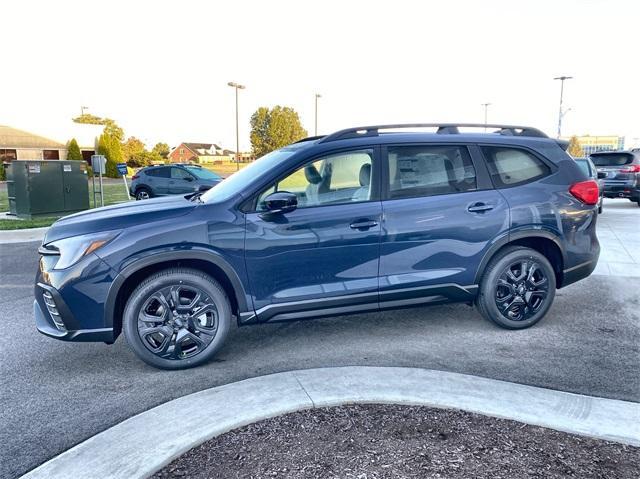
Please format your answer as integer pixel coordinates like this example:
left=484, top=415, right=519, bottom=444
left=129, top=164, right=222, bottom=200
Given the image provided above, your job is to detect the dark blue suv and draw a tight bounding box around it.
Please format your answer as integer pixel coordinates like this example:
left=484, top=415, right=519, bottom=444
left=35, top=124, right=601, bottom=369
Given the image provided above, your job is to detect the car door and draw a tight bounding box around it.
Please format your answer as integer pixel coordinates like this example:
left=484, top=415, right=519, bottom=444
left=378, top=143, right=509, bottom=307
left=244, top=147, right=382, bottom=321
left=170, top=167, right=197, bottom=194
left=145, top=167, right=171, bottom=195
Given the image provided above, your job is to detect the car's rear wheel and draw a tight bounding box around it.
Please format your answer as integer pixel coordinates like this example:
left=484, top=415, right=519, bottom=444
left=135, top=187, right=151, bottom=200
left=476, top=246, right=556, bottom=329
left=123, top=268, right=231, bottom=369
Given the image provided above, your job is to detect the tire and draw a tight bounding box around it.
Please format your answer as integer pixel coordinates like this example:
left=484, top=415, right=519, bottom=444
left=123, top=268, right=231, bottom=370
left=476, top=246, right=556, bottom=330
left=135, top=187, right=152, bottom=200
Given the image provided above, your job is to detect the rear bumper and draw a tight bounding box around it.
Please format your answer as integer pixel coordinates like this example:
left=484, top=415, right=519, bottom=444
left=602, top=182, right=640, bottom=199
left=561, top=258, right=599, bottom=288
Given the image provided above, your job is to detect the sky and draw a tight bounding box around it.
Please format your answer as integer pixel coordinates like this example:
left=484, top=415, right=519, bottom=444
left=2, top=0, right=639, bottom=150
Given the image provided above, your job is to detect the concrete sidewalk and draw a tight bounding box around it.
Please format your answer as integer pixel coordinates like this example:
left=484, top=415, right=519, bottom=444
left=20, top=367, right=640, bottom=479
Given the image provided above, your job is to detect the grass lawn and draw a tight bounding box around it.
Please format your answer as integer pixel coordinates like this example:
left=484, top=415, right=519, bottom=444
left=0, top=181, right=132, bottom=230
left=201, top=161, right=248, bottom=177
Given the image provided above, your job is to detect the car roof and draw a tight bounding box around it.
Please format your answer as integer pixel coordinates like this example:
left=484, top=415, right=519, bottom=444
left=293, top=123, right=564, bottom=151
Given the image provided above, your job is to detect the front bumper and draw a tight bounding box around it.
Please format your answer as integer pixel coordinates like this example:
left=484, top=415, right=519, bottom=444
left=34, top=252, right=118, bottom=343
left=34, top=299, right=114, bottom=342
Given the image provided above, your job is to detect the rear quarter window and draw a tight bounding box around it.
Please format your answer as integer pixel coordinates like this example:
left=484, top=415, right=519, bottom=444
left=481, top=147, right=551, bottom=188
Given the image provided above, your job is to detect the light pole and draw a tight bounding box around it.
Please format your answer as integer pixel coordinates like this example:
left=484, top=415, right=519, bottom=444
left=314, top=93, right=321, bottom=136
left=554, top=76, right=573, bottom=138
left=227, top=81, right=246, bottom=171
left=81, top=106, right=88, bottom=116
left=481, top=103, right=491, bottom=131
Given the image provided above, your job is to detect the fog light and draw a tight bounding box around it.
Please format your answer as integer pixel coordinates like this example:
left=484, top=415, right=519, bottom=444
left=42, top=291, right=66, bottom=331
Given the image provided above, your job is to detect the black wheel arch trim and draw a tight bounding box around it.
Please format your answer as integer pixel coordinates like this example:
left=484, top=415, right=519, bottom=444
left=103, top=248, right=251, bottom=333
left=473, top=229, right=568, bottom=285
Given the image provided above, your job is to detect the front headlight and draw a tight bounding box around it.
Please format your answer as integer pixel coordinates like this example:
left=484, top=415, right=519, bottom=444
left=45, top=230, right=121, bottom=270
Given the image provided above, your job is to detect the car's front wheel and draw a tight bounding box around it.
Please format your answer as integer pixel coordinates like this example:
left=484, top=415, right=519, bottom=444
left=123, top=268, right=231, bottom=369
left=476, top=246, right=556, bottom=329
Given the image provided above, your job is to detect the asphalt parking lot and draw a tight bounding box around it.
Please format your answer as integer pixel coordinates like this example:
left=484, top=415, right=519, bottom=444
left=0, top=199, right=638, bottom=479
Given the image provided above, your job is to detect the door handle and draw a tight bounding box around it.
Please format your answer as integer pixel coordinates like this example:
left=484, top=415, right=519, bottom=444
left=350, top=220, right=378, bottom=230
left=467, top=203, right=494, bottom=213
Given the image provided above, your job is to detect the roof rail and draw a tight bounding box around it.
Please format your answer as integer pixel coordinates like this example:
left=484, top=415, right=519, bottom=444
left=318, top=123, right=549, bottom=144
left=293, top=135, right=325, bottom=144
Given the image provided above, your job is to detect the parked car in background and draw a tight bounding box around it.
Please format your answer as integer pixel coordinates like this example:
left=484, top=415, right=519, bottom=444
left=129, top=164, right=222, bottom=200
left=574, top=157, right=605, bottom=213
left=590, top=150, right=640, bottom=206
left=34, top=123, right=601, bottom=369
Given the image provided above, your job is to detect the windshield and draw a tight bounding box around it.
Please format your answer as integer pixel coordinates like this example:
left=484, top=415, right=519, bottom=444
left=201, top=148, right=298, bottom=203
left=185, top=166, right=221, bottom=181
left=590, top=153, right=633, bottom=167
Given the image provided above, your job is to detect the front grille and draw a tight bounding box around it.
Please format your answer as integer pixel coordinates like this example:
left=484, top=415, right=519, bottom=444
left=42, top=291, right=66, bottom=331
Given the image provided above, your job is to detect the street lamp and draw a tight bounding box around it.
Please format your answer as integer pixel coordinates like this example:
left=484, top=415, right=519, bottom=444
left=314, top=93, right=322, bottom=136
left=81, top=106, right=89, bottom=116
left=481, top=102, right=491, bottom=131
left=554, top=76, right=573, bottom=138
left=227, top=81, right=246, bottom=171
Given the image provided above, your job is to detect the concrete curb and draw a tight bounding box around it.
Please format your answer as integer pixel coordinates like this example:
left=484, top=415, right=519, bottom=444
left=21, top=367, right=640, bottom=479
left=0, top=227, right=47, bottom=244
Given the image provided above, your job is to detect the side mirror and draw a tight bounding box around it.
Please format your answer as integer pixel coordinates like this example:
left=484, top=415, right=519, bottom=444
left=185, top=176, right=194, bottom=182
left=263, top=191, right=297, bottom=214
left=597, top=171, right=607, bottom=179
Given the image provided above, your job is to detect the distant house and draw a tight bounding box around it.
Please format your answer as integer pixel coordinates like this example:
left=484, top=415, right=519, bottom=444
left=0, top=125, right=68, bottom=163
left=168, top=143, right=231, bottom=164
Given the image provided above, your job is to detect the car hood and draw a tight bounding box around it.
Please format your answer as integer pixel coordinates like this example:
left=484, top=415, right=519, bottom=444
left=43, top=195, right=197, bottom=244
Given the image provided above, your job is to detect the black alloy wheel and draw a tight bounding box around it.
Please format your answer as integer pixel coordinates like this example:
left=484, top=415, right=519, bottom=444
left=476, top=246, right=556, bottom=329
left=123, top=268, right=231, bottom=369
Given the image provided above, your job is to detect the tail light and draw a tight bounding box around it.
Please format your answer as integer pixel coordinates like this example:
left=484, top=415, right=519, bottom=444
left=620, top=164, right=640, bottom=173
left=131, top=174, right=139, bottom=180
left=569, top=180, right=599, bottom=205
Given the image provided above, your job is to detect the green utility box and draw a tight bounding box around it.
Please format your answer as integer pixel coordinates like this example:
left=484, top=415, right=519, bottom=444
left=7, top=160, right=89, bottom=219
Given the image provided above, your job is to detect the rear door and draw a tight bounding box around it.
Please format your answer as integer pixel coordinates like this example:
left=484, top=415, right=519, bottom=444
left=378, top=143, right=509, bottom=307
left=145, top=167, right=170, bottom=195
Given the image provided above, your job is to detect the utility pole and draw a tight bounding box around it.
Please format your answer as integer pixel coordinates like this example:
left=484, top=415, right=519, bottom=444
left=314, top=93, right=322, bottom=136
left=554, top=76, right=573, bottom=138
left=227, top=82, right=246, bottom=171
left=481, top=103, right=491, bottom=131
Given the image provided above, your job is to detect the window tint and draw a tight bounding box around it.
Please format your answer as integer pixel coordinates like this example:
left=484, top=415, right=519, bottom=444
left=171, top=167, right=193, bottom=180
left=387, top=145, right=476, bottom=199
left=256, top=149, right=374, bottom=210
left=574, top=160, right=591, bottom=177
left=590, top=153, right=633, bottom=167
left=146, top=167, right=170, bottom=178
left=482, top=147, right=550, bottom=187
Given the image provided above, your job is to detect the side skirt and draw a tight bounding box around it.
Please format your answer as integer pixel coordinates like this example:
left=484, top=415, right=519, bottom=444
left=245, top=284, right=479, bottom=324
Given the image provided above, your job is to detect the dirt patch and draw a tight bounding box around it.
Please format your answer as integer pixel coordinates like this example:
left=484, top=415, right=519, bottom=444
left=153, top=404, right=639, bottom=478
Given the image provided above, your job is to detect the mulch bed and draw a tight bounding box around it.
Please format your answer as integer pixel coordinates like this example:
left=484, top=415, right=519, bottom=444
left=152, top=404, right=639, bottom=479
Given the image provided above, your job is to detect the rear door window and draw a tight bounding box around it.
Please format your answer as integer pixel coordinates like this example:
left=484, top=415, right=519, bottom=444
left=386, top=145, right=476, bottom=199
left=481, top=147, right=550, bottom=188
left=146, top=167, right=170, bottom=178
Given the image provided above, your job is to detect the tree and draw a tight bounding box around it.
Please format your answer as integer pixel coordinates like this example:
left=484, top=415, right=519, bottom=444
left=152, top=142, right=170, bottom=159
left=97, top=132, right=123, bottom=178
left=567, top=136, right=584, bottom=158
left=122, top=137, right=146, bottom=164
left=66, top=138, right=83, bottom=161
left=250, top=106, right=307, bottom=158
left=73, top=114, right=125, bottom=142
